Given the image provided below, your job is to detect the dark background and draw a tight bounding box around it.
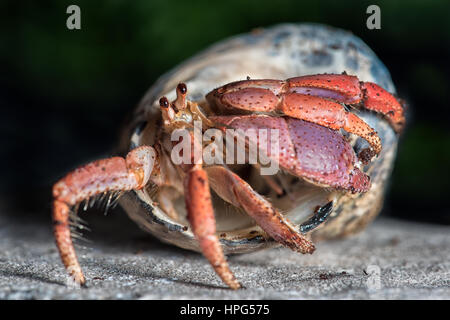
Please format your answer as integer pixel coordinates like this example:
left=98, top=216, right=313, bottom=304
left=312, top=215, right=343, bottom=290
left=1, top=0, right=449, bottom=225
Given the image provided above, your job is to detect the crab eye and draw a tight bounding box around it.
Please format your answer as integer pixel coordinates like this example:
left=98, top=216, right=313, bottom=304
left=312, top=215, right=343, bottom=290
left=159, top=97, right=169, bottom=108
left=177, top=83, right=187, bottom=94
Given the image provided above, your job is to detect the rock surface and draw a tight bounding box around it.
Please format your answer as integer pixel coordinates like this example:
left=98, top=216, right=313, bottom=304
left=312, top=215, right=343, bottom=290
left=0, top=208, right=448, bottom=300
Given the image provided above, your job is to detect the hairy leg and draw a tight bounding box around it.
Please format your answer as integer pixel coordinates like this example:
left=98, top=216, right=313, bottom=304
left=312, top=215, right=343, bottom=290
left=52, top=146, right=156, bottom=284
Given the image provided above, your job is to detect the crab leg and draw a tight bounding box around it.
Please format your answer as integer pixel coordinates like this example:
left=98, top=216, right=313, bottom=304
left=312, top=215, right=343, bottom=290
left=52, top=146, right=156, bottom=285
left=360, top=81, right=405, bottom=132
left=184, top=164, right=241, bottom=289
left=160, top=92, right=240, bottom=289
left=287, top=74, right=406, bottom=132
left=206, top=166, right=316, bottom=254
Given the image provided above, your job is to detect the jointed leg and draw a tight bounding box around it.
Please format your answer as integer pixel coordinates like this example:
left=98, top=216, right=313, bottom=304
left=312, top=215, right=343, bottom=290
left=184, top=165, right=241, bottom=289
left=287, top=74, right=406, bottom=132
left=206, top=166, right=315, bottom=254
left=161, top=86, right=241, bottom=289
left=207, top=78, right=382, bottom=160
left=52, top=146, right=156, bottom=284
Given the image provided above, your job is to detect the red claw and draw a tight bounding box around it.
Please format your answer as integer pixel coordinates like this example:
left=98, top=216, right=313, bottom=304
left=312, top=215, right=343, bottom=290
left=207, top=74, right=406, bottom=165
left=210, top=115, right=371, bottom=193
left=286, top=75, right=405, bottom=132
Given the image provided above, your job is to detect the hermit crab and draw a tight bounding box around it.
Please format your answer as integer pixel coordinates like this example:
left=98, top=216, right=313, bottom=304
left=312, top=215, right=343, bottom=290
left=52, top=24, right=405, bottom=289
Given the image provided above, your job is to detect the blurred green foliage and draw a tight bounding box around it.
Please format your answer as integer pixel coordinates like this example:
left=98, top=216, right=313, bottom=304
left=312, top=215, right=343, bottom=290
left=1, top=0, right=449, bottom=221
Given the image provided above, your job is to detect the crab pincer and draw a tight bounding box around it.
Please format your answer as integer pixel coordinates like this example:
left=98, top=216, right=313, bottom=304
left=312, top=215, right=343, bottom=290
left=207, top=73, right=405, bottom=163
left=210, top=115, right=371, bottom=193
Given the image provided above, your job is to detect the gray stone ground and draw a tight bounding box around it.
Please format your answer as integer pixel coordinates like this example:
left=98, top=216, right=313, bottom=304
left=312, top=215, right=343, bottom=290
left=0, top=206, right=449, bottom=300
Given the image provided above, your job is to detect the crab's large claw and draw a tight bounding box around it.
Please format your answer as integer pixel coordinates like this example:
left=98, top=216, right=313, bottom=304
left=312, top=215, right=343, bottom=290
left=206, top=77, right=380, bottom=161
left=207, top=74, right=406, bottom=162
left=280, top=92, right=382, bottom=161
left=210, top=115, right=370, bottom=193
left=52, top=146, right=156, bottom=285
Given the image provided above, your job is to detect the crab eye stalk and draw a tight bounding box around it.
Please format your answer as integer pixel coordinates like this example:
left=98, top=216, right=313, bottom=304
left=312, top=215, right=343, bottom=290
left=177, top=83, right=187, bottom=94
left=159, top=97, right=169, bottom=108
left=173, top=82, right=188, bottom=111
left=159, top=96, right=176, bottom=123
